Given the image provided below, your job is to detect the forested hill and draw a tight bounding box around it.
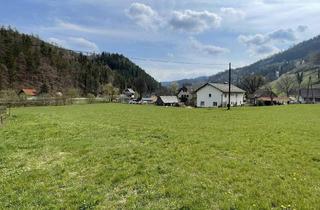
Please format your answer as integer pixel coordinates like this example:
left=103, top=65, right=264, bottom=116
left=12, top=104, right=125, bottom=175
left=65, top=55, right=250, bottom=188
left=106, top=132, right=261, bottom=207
left=165, top=35, right=320, bottom=87
left=209, top=35, right=320, bottom=84
left=0, top=27, right=159, bottom=96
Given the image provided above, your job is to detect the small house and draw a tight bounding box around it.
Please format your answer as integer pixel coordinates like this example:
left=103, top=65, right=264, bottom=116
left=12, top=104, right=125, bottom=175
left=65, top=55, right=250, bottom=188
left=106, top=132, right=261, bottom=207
left=300, top=84, right=320, bottom=103
left=18, top=88, right=37, bottom=100
left=177, top=86, right=193, bottom=104
left=156, top=96, right=179, bottom=106
left=195, top=83, right=245, bottom=108
left=141, top=96, right=157, bottom=104
left=250, top=89, right=278, bottom=105
left=123, top=88, right=135, bottom=99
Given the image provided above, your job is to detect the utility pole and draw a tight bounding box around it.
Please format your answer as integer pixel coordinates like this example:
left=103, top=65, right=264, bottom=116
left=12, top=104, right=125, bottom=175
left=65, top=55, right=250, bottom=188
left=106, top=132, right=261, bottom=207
left=228, top=62, right=231, bottom=110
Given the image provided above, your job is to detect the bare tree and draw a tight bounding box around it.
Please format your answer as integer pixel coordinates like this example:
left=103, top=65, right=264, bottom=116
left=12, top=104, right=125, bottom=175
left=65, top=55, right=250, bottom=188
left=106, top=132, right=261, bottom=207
left=240, top=75, right=265, bottom=95
left=264, top=84, right=275, bottom=105
left=276, top=76, right=295, bottom=97
left=296, top=72, right=304, bottom=102
left=169, top=82, right=178, bottom=95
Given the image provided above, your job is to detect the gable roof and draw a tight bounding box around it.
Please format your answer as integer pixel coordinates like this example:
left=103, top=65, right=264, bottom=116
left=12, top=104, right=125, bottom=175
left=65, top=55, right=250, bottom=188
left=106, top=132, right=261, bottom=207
left=301, top=88, right=320, bottom=98
left=20, top=89, right=37, bottom=96
left=195, top=83, right=246, bottom=93
left=253, top=89, right=278, bottom=98
left=178, top=86, right=188, bottom=93
left=124, top=88, right=135, bottom=94
left=158, top=96, right=179, bottom=104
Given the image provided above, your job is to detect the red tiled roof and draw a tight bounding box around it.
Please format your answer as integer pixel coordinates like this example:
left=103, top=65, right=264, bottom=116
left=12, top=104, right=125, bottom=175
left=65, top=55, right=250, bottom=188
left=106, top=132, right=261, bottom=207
left=21, top=89, right=37, bottom=96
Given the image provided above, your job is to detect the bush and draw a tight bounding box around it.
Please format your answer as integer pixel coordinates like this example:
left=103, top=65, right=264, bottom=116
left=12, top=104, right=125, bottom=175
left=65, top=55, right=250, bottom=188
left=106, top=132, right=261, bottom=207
left=0, top=89, right=19, bottom=101
left=87, top=93, right=95, bottom=104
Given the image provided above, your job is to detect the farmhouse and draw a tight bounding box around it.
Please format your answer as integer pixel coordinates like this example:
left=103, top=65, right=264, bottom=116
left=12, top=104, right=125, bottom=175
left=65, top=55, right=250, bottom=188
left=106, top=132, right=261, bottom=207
left=300, top=84, right=320, bottom=103
left=250, top=89, right=278, bottom=106
left=156, top=96, right=179, bottom=106
left=123, top=88, right=135, bottom=99
left=195, top=83, right=245, bottom=108
left=18, top=88, right=37, bottom=99
left=177, top=86, right=193, bottom=104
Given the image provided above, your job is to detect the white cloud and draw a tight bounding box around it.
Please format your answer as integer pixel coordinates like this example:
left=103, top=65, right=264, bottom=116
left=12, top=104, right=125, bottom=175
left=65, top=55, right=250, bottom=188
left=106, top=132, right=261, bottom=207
left=238, top=27, right=300, bottom=55
left=68, top=37, right=99, bottom=52
left=48, top=37, right=66, bottom=47
left=190, top=37, right=229, bottom=55
left=126, top=3, right=162, bottom=30
left=48, top=37, right=99, bottom=52
left=220, top=7, right=246, bottom=21
left=168, top=10, right=221, bottom=33
left=268, top=28, right=296, bottom=42
left=297, top=25, right=308, bottom=33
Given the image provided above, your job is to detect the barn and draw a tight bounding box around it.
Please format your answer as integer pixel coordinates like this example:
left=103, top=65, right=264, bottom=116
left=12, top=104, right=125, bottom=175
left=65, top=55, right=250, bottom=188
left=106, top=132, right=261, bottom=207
left=156, top=96, right=179, bottom=106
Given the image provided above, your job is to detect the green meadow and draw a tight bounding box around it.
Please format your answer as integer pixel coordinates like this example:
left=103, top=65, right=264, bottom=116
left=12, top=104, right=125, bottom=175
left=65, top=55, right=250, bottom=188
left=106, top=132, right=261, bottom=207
left=0, top=104, right=319, bottom=209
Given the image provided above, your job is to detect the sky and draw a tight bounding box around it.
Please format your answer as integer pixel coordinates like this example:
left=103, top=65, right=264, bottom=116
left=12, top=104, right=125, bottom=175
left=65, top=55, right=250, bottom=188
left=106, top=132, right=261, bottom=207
left=1, top=0, right=320, bottom=82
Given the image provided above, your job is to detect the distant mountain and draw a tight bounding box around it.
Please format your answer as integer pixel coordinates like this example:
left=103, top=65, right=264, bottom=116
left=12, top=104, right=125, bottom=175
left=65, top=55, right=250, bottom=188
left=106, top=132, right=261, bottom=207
left=162, top=76, right=209, bottom=88
left=166, top=35, right=320, bottom=87
left=0, top=27, right=159, bottom=95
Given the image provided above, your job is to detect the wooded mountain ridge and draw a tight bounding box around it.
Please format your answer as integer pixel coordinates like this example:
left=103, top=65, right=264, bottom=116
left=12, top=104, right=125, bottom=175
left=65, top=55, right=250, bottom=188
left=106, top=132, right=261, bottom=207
left=165, top=35, right=320, bottom=88
left=0, top=27, right=160, bottom=96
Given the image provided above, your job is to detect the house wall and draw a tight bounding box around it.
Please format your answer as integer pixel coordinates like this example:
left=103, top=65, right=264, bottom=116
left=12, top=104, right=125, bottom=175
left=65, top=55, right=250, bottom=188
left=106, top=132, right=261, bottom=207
left=196, top=85, right=244, bottom=107
left=221, top=92, right=245, bottom=107
left=196, top=85, right=223, bottom=107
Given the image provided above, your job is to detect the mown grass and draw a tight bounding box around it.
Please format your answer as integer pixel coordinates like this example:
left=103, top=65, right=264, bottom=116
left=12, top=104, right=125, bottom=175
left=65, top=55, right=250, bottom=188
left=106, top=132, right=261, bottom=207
left=0, top=104, right=319, bottom=209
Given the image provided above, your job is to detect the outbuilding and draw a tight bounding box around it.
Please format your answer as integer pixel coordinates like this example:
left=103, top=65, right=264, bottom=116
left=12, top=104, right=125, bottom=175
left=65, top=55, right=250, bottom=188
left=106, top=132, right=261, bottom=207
left=18, top=88, right=37, bottom=100
left=156, top=96, right=179, bottom=106
left=195, top=83, right=245, bottom=108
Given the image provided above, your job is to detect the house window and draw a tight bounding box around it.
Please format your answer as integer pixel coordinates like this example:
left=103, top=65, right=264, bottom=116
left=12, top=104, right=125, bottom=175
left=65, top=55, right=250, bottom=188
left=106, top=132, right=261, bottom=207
left=209, top=94, right=212, bottom=98
left=224, top=94, right=227, bottom=98
left=213, top=102, right=218, bottom=106
left=200, top=101, right=205, bottom=106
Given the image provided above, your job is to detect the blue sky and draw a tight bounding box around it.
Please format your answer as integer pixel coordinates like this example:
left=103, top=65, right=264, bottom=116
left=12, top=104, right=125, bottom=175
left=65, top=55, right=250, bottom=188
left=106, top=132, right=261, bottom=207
left=1, top=0, right=320, bottom=81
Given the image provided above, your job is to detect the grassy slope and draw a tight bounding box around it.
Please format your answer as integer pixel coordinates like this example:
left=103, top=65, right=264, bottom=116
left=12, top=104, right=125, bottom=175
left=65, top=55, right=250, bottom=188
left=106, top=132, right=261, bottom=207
left=0, top=104, right=319, bottom=209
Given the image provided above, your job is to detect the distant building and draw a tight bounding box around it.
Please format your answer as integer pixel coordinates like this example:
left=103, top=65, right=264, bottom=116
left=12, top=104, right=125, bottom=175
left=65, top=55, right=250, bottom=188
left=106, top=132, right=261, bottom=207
left=123, top=88, right=135, bottom=99
left=300, top=84, right=320, bottom=103
left=18, top=88, right=37, bottom=99
left=251, top=89, right=290, bottom=105
left=177, top=86, right=193, bottom=104
left=156, top=96, right=179, bottom=106
left=195, top=83, right=246, bottom=108
left=141, top=96, right=157, bottom=104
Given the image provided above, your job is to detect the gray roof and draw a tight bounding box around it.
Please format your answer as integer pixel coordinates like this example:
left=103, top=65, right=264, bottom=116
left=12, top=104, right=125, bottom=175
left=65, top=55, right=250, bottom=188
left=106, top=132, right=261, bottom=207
left=159, top=96, right=179, bottom=104
left=125, top=88, right=135, bottom=94
left=196, top=83, right=246, bottom=93
left=301, top=88, right=320, bottom=98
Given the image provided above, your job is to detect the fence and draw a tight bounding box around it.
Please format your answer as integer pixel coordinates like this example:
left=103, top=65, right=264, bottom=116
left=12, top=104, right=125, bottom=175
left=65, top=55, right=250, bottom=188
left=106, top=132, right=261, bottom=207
left=0, top=97, right=112, bottom=108
left=0, top=106, right=7, bottom=125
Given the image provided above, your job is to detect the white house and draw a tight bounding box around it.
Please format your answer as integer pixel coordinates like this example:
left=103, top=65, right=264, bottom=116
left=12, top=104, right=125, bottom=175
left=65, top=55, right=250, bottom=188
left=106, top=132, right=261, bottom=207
left=123, top=88, right=135, bottom=99
left=177, top=86, right=193, bottom=104
left=195, top=83, right=246, bottom=108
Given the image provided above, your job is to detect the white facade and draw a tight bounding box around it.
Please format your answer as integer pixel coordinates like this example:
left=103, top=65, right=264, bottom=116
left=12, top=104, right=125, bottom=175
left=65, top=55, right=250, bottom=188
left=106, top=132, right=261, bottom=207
left=196, top=84, right=245, bottom=108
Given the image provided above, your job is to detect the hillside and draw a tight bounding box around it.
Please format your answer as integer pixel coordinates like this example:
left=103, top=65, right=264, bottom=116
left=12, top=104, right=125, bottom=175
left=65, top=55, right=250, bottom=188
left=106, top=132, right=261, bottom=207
left=209, top=35, right=320, bottom=85
left=0, top=27, right=159, bottom=96
left=165, top=35, right=320, bottom=88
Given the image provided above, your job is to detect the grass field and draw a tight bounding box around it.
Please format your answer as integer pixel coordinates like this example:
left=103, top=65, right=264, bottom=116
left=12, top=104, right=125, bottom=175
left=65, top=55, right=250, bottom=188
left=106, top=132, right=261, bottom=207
left=0, top=104, right=319, bottom=209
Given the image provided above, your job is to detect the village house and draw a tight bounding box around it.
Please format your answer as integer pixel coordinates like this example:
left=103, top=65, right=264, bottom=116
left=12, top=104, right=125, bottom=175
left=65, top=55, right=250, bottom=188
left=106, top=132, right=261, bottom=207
left=251, top=89, right=291, bottom=105
left=123, top=88, right=135, bottom=99
left=141, top=96, right=157, bottom=104
left=156, top=96, right=179, bottom=106
left=177, top=86, right=193, bottom=104
left=18, top=88, right=37, bottom=100
left=300, top=84, right=320, bottom=103
left=250, top=89, right=278, bottom=106
left=195, top=83, right=245, bottom=108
